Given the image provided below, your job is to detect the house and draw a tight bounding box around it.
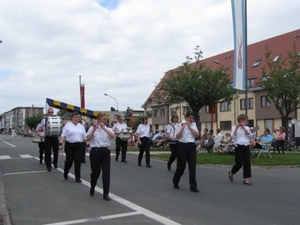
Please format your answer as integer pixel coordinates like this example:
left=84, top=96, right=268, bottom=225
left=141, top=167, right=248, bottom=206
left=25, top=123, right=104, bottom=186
left=142, top=29, right=300, bottom=135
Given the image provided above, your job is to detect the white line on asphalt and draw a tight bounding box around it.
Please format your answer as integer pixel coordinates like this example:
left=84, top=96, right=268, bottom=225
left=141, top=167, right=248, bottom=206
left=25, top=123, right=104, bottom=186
left=20, top=154, right=34, bottom=158
left=43, top=212, right=142, bottom=225
left=0, top=138, right=16, bottom=147
left=4, top=170, right=50, bottom=176
left=0, top=155, right=11, bottom=160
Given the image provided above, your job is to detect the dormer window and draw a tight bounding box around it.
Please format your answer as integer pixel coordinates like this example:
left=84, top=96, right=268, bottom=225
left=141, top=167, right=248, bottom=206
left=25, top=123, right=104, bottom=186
left=252, top=59, right=262, bottom=67
left=273, top=54, right=280, bottom=62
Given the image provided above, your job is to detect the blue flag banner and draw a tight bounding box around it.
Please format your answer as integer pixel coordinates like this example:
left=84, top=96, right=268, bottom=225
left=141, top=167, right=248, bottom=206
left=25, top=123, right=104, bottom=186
left=231, top=0, right=246, bottom=91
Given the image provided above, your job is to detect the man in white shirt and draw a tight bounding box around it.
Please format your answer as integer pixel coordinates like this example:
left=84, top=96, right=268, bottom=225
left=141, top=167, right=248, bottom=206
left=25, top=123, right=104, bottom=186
left=112, top=116, right=128, bottom=162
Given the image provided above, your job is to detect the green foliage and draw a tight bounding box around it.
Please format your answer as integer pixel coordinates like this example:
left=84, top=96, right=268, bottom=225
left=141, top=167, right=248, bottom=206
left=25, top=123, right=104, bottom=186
left=154, top=46, right=236, bottom=126
left=25, top=114, right=43, bottom=130
left=257, top=42, right=300, bottom=130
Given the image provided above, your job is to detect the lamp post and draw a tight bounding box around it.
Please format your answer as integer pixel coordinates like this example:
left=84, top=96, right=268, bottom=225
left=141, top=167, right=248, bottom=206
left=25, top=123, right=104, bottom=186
left=104, top=93, right=119, bottom=111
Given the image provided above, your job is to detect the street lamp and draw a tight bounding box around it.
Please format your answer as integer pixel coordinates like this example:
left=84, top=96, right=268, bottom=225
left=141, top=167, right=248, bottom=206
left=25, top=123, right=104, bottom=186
left=104, top=93, right=119, bottom=111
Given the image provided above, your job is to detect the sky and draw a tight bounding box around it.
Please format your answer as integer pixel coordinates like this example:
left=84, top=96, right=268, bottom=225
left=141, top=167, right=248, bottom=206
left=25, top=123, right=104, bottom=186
left=0, top=0, right=300, bottom=114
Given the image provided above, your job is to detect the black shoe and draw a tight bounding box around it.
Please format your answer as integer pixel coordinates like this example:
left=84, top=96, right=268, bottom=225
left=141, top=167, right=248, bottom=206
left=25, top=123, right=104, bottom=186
left=138, top=163, right=142, bottom=166
left=54, top=164, right=58, bottom=168
left=75, top=178, right=82, bottom=183
left=47, top=167, right=52, bottom=172
left=167, top=164, right=171, bottom=171
left=190, top=187, right=199, bottom=192
left=39, top=160, right=42, bottom=164
left=147, top=165, right=151, bottom=168
left=90, top=189, right=94, bottom=196
left=81, top=160, right=86, bottom=163
left=173, top=182, right=179, bottom=189
left=115, top=157, right=118, bottom=161
left=121, top=160, right=127, bottom=162
left=103, top=195, right=111, bottom=201
left=63, top=174, right=68, bottom=180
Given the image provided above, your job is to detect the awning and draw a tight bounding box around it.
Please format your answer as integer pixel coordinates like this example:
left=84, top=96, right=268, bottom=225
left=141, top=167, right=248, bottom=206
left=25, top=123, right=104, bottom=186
left=46, top=98, right=99, bottom=119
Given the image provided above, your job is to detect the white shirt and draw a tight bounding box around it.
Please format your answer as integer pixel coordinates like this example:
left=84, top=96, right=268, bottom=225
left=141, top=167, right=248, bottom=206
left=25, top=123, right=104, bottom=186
left=178, top=119, right=199, bottom=143
left=86, top=125, right=114, bottom=148
left=214, top=133, right=222, bottom=146
left=112, top=122, right=127, bottom=136
left=231, top=126, right=252, bottom=146
left=166, top=123, right=179, bottom=139
left=61, top=122, right=86, bottom=143
left=36, top=118, right=46, bottom=137
left=136, top=124, right=150, bottom=138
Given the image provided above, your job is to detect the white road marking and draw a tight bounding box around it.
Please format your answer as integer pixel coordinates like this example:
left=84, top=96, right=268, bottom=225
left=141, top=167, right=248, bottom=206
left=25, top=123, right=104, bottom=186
left=0, top=155, right=11, bottom=160
left=43, top=212, right=142, bottom=225
left=4, top=170, right=49, bottom=176
left=0, top=138, right=16, bottom=147
left=20, top=154, right=34, bottom=158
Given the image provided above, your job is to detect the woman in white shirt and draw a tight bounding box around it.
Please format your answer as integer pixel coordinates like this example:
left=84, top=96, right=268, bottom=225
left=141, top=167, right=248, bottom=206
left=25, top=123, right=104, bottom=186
left=166, top=114, right=179, bottom=171
left=59, top=112, right=86, bottom=183
left=136, top=116, right=151, bottom=167
left=86, top=112, right=115, bottom=201
left=172, top=111, right=199, bottom=192
left=214, top=128, right=222, bottom=149
left=229, top=114, right=252, bottom=185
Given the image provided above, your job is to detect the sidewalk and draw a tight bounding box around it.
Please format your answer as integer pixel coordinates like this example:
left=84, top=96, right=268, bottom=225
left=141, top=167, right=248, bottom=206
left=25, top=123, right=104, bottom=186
left=0, top=168, right=11, bottom=225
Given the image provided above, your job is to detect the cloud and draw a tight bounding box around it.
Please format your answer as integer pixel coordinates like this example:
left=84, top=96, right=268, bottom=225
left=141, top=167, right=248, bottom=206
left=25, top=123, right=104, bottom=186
left=0, top=0, right=300, bottom=114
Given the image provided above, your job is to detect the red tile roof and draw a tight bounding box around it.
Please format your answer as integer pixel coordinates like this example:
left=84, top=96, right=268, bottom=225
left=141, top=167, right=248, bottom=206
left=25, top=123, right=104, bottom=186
left=143, top=29, right=300, bottom=107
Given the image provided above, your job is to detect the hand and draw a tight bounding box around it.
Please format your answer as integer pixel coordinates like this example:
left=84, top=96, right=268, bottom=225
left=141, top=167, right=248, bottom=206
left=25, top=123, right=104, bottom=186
left=59, top=145, right=63, bottom=150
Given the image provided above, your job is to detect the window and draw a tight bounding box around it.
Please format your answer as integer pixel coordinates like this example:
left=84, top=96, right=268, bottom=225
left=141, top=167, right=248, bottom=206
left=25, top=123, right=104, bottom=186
left=247, top=78, right=256, bottom=88
left=240, top=98, right=253, bottom=110
left=265, top=119, right=273, bottom=132
left=205, top=105, right=209, bottom=113
left=160, top=109, right=165, bottom=117
left=147, top=111, right=152, bottom=118
left=247, top=120, right=254, bottom=128
left=220, top=101, right=231, bottom=112
left=183, top=106, right=190, bottom=115
left=154, top=110, right=158, bottom=117
left=273, top=54, right=280, bottom=62
left=205, top=123, right=211, bottom=131
left=252, top=59, right=262, bottom=67
left=220, top=121, right=232, bottom=130
left=171, top=107, right=177, bottom=115
left=261, top=96, right=271, bottom=107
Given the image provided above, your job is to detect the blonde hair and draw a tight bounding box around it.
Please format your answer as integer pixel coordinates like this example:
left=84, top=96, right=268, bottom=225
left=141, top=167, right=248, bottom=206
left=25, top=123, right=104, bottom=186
left=97, top=112, right=108, bottom=119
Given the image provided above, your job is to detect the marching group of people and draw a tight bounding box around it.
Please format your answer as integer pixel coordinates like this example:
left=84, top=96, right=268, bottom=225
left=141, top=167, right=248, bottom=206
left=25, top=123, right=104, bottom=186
left=34, top=108, right=287, bottom=201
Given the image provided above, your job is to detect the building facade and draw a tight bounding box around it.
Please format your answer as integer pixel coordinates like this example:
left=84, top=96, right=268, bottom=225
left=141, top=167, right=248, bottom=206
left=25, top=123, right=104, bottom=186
left=142, top=29, right=300, bottom=135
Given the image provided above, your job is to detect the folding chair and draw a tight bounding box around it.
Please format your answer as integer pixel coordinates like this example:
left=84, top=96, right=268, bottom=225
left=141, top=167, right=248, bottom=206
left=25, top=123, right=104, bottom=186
left=251, top=143, right=272, bottom=159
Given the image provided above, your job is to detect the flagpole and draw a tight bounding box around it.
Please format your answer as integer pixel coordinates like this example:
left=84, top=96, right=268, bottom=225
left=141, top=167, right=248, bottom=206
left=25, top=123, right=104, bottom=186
left=245, top=0, right=248, bottom=116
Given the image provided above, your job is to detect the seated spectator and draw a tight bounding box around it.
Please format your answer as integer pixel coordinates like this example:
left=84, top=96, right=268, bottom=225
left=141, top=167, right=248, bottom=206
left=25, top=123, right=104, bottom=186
left=197, top=133, right=215, bottom=153
left=214, top=128, right=222, bottom=150
left=274, top=126, right=286, bottom=154
left=219, top=133, right=234, bottom=154
left=250, top=128, right=273, bottom=149
left=155, top=131, right=167, bottom=147
left=200, top=128, right=209, bottom=141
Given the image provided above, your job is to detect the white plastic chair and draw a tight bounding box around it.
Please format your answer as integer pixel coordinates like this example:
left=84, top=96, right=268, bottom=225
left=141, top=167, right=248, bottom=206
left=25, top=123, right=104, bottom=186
left=252, top=143, right=272, bottom=159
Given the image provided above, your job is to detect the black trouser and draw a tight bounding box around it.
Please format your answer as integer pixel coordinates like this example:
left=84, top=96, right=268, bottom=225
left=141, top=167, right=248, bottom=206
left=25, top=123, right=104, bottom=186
left=45, top=136, right=59, bottom=169
left=89, top=147, right=111, bottom=197
left=38, top=141, right=46, bottom=162
left=138, top=137, right=151, bottom=166
left=64, top=141, right=84, bottom=180
left=173, top=142, right=197, bottom=189
left=276, top=140, right=285, bottom=154
left=115, top=137, right=128, bottom=161
left=167, top=143, right=177, bottom=166
left=81, top=142, right=86, bottom=162
left=231, top=144, right=251, bottom=178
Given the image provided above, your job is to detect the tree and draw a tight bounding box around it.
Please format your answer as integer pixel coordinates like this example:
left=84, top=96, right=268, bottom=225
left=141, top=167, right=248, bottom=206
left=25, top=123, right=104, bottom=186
left=154, top=46, right=236, bottom=130
left=256, top=42, right=300, bottom=134
left=25, top=114, right=43, bottom=131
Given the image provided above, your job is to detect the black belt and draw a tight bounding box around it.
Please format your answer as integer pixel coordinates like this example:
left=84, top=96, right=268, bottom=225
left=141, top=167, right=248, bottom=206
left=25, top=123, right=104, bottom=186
left=66, top=141, right=85, bottom=144
left=140, top=137, right=149, bottom=139
left=91, top=147, right=108, bottom=150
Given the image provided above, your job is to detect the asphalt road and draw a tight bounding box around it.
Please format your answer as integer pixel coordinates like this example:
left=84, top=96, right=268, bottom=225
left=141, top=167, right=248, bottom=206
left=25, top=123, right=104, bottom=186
left=0, top=134, right=299, bottom=225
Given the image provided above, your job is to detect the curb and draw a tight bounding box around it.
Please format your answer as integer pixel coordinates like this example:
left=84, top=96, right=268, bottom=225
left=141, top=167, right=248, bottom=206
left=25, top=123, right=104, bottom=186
left=0, top=168, right=11, bottom=225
